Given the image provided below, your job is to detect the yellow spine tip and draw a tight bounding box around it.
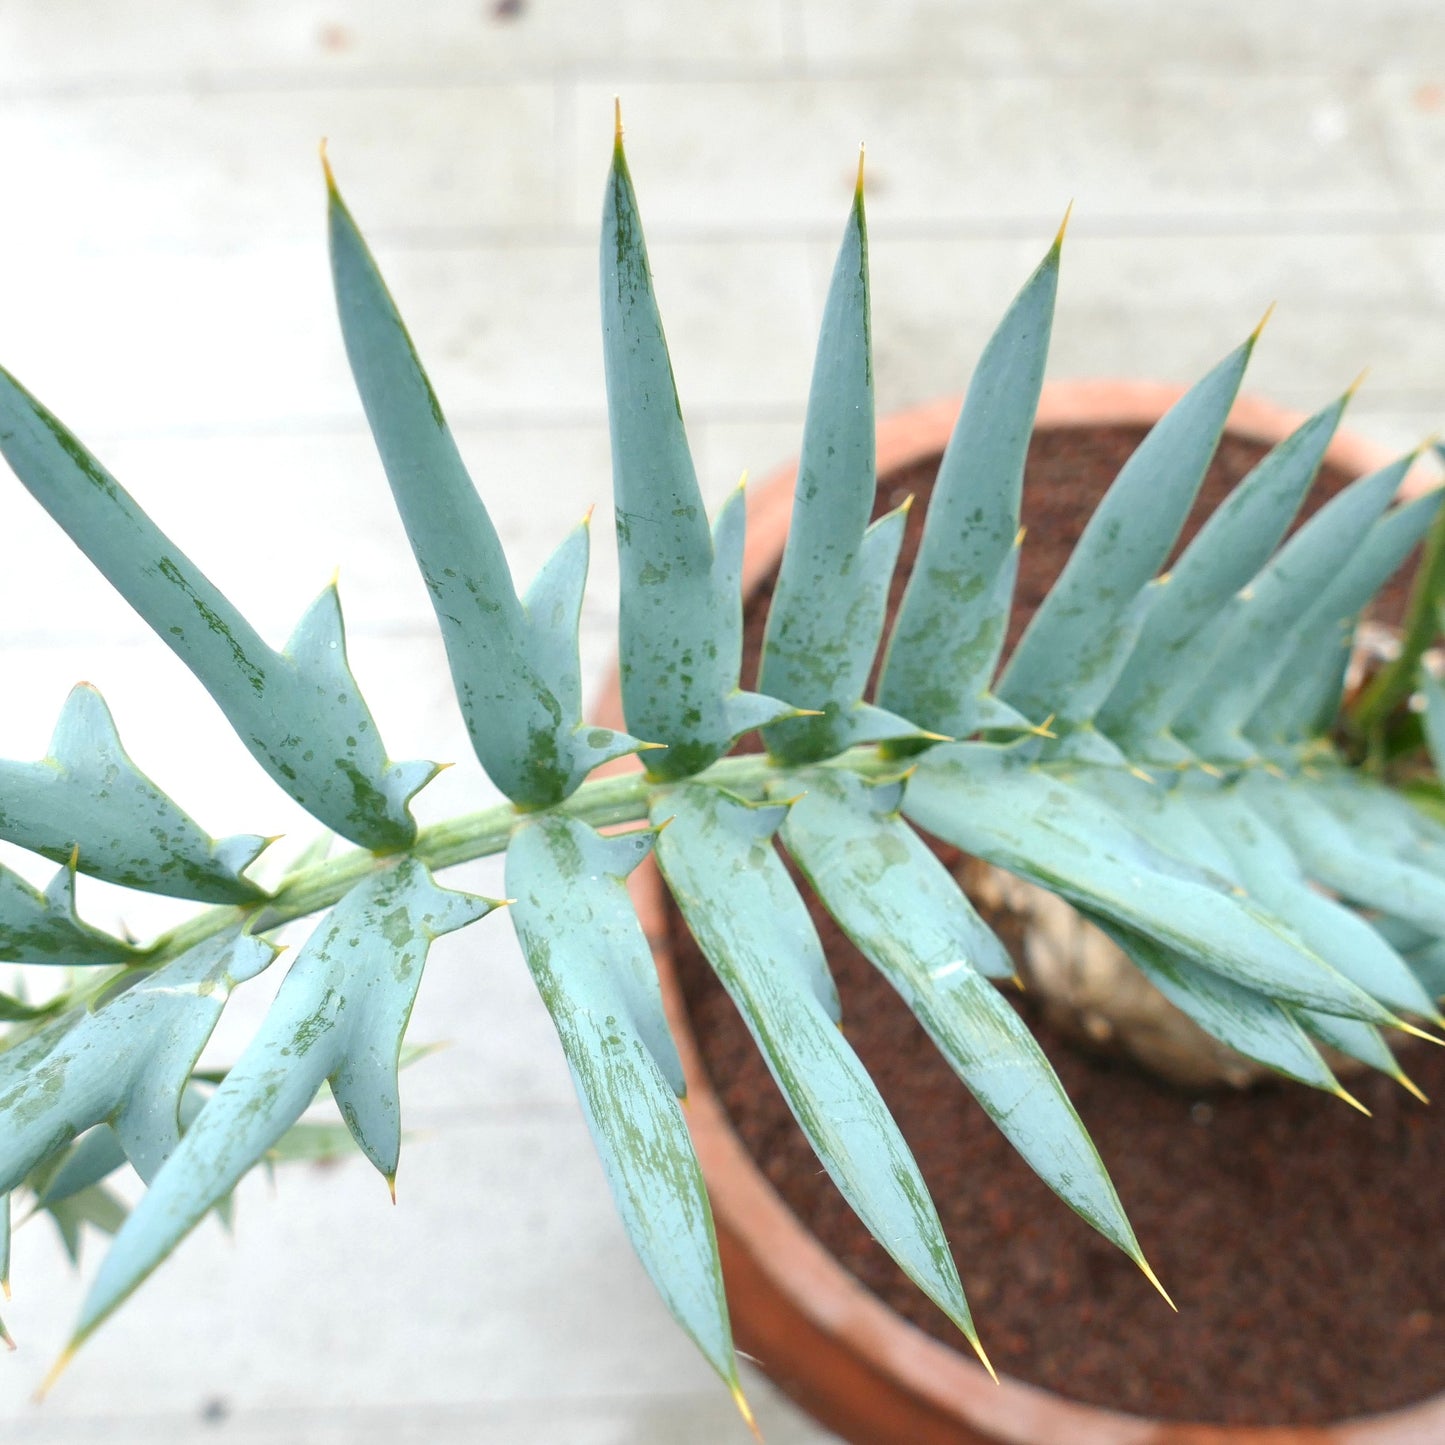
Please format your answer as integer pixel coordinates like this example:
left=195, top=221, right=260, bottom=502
left=613, top=96, right=624, bottom=149
left=855, top=143, right=866, bottom=200
left=735, top=468, right=749, bottom=495
left=1395, top=1070, right=1429, bottom=1105
left=1014, top=525, right=1027, bottom=547
left=320, top=138, right=336, bottom=192
left=1053, top=199, right=1074, bottom=251
left=1251, top=300, right=1277, bottom=344
left=1009, top=973, right=1026, bottom=991
left=581, top=502, right=596, bottom=527
left=731, top=1379, right=763, bottom=1440
left=1336, top=1085, right=1372, bottom=1116
left=970, top=1335, right=999, bottom=1384
left=35, top=1344, right=77, bottom=1401
left=2, top=1277, right=10, bottom=1301
left=1344, top=366, right=1370, bottom=402
left=1137, top=1255, right=1176, bottom=1311
left=386, top=1174, right=397, bottom=1205
left=1395, top=1020, right=1445, bottom=1046
left=1128, top=765, right=1155, bottom=783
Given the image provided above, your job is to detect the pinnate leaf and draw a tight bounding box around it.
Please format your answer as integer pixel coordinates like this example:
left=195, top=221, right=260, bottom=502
left=69, top=860, right=491, bottom=1351
left=780, top=767, right=1149, bottom=1272
left=601, top=125, right=790, bottom=779
left=653, top=782, right=990, bottom=1370
left=0, top=684, right=266, bottom=903
left=0, top=366, right=433, bottom=851
left=506, top=813, right=743, bottom=1400
left=327, top=166, right=646, bottom=808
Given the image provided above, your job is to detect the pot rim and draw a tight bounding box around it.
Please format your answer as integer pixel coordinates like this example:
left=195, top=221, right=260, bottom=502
left=609, top=383, right=1445, bottom=1445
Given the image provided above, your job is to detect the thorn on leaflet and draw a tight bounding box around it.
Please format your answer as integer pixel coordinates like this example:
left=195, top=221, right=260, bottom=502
left=320, top=137, right=337, bottom=191
left=969, top=1333, right=999, bottom=1384
left=1336, top=1086, right=1372, bottom=1117
left=34, top=1343, right=76, bottom=1401
left=386, top=1174, right=397, bottom=1206
left=731, top=1377, right=764, bottom=1441
left=1053, top=199, right=1074, bottom=251
left=1136, top=1254, right=1176, bottom=1312
left=1250, top=300, right=1277, bottom=345
left=1395, top=1020, right=1445, bottom=1047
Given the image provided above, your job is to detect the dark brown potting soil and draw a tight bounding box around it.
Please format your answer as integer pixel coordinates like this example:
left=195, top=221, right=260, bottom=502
left=673, top=424, right=1443, bottom=1426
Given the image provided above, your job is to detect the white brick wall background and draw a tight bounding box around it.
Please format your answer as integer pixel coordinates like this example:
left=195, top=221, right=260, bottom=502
left=0, top=3, right=1440, bottom=1441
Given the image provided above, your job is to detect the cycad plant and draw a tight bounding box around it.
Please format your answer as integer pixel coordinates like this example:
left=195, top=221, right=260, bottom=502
left=1, top=114, right=1443, bottom=1427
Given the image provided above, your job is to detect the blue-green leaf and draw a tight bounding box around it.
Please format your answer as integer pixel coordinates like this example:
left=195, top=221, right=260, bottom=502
left=0, top=860, right=140, bottom=965
left=0, top=930, right=277, bottom=1198
left=877, top=232, right=1062, bottom=737
left=1098, top=393, right=1349, bottom=754
left=0, top=989, right=57, bottom=1021
left=998, top=334, right=1257, bottom=727
left=757, top=172, right=919, bottom=761
left=1088, top=915, right=1343, bottom=1093
left=0, top=684, right=266, bottom=903
left=601, top=127, right=791, bottom=780
left=779, top=767, right=1155, bottom=1279
left=652, top=783, right=992, bottom=1372
left=43, top=1182, right=128, bottom=1270
left=0, top=366, right=434, bottom=850
left=1073, top=767, right=1438, bottom=1022
left=35, top=1125, right=131, bottom=1209
left=904, top=744, right=1393, bottom=1022
left=1289, top=1009, right=1422, bottom=1097
left=1241, top=770, right=1445, bottom=936
left=1184, top=782, right=1438, bottom=1020
left=1426, top=669, right=1445, bottom=781
left=506, top=814, right=745, bottom=1405
left=1299, top=770, right=1445, bottom=876
left=327, top=167, right=645, bottom=809
left=1173, top=457, right=1410, bottom=760
left=1251, top=487, right=1443, bottom=748
left=69, top=859, right=490, bottom=1353
left=778, top=769, right=1014, bottom=984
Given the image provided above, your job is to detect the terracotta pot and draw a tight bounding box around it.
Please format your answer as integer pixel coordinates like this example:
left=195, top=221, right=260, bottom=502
left=599, top=383, right=1445, bottom=1445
